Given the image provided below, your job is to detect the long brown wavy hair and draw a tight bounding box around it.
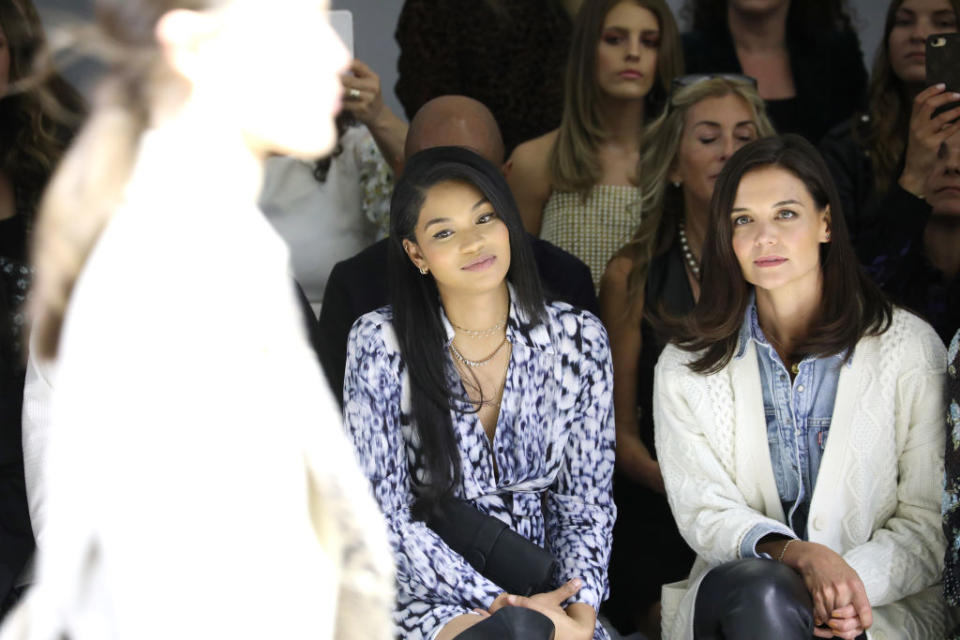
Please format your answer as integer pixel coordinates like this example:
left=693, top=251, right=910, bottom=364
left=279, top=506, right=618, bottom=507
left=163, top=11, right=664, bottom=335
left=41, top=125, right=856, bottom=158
left=0, top=0, right=85, bottom=222
left=667, top=135, right=892, bottom=374
left=548, top=0, right=683, bottom=193
left=857, top=0, right=960, bottom=196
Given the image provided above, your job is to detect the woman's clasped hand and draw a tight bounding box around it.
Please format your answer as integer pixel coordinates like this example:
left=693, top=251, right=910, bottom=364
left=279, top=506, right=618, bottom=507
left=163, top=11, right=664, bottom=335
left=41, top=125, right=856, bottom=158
left=479, top=579, right=596, bottom=640
left=763, top=539, right=873, bottom=639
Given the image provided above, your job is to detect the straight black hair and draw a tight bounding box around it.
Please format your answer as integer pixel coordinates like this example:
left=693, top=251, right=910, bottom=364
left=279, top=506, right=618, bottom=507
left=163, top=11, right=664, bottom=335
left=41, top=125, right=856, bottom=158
left=387, top=146, right=546, bottom=510
left=665, top=134, right=892, bottom=373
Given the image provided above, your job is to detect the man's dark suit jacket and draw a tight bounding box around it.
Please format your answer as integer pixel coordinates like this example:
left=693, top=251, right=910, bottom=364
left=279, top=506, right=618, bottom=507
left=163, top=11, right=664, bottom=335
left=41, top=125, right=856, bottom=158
left=318, top=235, right=598, bottom=405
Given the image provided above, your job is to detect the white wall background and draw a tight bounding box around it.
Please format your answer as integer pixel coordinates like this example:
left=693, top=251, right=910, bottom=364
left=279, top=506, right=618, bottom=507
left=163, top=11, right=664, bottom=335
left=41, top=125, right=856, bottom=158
left=36, top=0, right=890, bottom=123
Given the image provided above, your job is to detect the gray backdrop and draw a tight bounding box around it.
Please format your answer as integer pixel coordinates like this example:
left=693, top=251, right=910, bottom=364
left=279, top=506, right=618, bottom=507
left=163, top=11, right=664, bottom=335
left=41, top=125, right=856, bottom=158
left=36, top=0, right=889, bottom=125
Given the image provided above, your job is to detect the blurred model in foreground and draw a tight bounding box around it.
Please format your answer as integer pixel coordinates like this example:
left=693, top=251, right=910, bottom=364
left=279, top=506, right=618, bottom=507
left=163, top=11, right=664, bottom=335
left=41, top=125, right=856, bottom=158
left=2, top=0, right=394, bottom=638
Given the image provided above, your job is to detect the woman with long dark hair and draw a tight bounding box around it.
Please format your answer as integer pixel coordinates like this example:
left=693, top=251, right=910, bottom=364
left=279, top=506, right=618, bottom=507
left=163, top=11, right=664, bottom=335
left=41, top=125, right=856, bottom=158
left=343, top=146, right=616, bottom=640
left=820, top=0, right=960, bottom=251
left=507, top=0, right=682, bottom=290
left=654, top=135, right=946, bottom=639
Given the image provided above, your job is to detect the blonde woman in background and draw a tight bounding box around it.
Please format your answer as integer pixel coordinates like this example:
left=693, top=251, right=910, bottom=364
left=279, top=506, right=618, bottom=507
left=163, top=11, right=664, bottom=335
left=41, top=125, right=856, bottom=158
left=507, top=0, right=682, bottom=290
left=599, top=75, right=774, bottom=638
left=2, top=0, right=393, bottom=638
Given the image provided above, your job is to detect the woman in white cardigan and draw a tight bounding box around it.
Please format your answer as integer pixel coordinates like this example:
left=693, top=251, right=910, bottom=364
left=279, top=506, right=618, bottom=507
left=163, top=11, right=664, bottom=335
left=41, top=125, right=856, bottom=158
left=653, top=135, right=947, bottom=640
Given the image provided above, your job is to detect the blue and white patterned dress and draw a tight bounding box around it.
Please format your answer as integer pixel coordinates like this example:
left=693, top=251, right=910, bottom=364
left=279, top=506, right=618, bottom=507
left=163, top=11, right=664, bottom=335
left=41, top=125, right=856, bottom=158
left=343, top=297, right=616, bottom=640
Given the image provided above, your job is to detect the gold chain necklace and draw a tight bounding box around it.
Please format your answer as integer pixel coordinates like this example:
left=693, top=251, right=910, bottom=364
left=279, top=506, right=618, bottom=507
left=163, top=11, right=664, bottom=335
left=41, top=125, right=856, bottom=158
left=450, top=316, right=507, bottom=338
left=449, top=334, right=509, bottom=367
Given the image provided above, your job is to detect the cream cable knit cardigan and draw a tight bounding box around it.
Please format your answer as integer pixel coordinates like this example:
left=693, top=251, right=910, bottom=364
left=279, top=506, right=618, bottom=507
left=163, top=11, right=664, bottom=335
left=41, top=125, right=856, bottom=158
left=654, top=308, right=947, bottom=640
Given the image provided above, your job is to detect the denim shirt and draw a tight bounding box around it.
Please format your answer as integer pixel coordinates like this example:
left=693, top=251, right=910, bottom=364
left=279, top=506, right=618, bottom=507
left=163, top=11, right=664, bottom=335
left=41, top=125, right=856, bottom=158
left=738, top=300, right=849, bottom=558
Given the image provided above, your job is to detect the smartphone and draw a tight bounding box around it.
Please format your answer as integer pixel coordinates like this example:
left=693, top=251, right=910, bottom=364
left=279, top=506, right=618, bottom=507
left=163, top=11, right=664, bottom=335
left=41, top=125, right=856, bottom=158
left=927, top=32, right=960, bottom=119
left=329, top=9, right=354, bottom=58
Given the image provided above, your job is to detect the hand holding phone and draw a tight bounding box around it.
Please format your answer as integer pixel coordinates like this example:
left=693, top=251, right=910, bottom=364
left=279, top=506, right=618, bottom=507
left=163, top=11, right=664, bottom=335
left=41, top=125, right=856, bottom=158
left=897, top=35, right=960, bottom=196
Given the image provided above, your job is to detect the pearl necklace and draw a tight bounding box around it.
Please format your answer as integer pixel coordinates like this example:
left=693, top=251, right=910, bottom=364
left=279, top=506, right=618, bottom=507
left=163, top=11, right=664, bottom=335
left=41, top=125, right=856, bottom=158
left=677, top=221, right=701, bottom=279
left=449, top=334, right=510, bottom=367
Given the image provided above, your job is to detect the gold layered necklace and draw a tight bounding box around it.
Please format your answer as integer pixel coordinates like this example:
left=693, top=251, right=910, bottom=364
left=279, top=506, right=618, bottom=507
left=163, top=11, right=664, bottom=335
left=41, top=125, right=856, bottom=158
left=450, top=314, right=507, bottom=338
left=449, top=333, right=510, bottom=368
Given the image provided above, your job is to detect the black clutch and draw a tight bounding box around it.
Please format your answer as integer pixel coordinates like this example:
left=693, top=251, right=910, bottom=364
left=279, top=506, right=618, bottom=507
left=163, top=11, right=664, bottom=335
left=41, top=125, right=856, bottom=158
left=421, top=496, right=558, bottom=596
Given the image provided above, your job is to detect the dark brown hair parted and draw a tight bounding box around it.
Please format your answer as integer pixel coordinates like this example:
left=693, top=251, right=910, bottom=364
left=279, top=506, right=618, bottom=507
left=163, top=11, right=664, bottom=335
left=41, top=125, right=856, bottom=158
left=665, top=135, right=892, bottom=374
left=857, top=0, right=960, bottom=196
left=548, top=0, right=683, bottom=193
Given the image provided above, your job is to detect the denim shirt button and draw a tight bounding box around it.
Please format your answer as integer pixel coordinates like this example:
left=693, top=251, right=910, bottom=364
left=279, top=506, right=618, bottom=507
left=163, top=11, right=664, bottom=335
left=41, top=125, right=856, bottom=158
left=797, top=385, right=805, bottom=393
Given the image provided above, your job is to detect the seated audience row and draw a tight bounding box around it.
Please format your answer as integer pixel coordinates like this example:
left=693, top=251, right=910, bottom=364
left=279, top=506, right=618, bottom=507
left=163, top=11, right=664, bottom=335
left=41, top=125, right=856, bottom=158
left=7, top=0, right=959, bottom=638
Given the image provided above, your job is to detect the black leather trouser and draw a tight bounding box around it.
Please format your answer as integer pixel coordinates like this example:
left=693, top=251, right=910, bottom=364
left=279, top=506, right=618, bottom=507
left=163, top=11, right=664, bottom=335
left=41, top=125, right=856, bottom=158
left=693, top=558, right=867, bottom=640
left=454, top=606, right=556, bottom=640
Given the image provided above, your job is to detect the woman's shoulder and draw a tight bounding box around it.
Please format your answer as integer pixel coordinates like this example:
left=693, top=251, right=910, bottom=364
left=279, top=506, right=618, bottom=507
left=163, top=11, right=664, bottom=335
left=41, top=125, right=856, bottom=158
left=880, top=307, right=946, bottom=364
left=655, top=342, right=703, bottom=377
left=541, top=301, right=609, bottom=349
left=349, top=306, right=399, bottom=353
left=507, top=130, right=557, bottom=175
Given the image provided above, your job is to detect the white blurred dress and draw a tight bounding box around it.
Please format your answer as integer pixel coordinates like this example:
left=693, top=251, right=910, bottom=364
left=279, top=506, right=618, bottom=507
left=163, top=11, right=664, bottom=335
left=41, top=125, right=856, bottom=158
left=2, top=128, right=394, bottom=639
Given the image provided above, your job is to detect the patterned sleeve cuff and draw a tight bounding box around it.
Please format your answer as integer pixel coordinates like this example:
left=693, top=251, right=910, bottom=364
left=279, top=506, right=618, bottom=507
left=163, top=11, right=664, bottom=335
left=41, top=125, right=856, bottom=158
left=739, top=523, right=796, bottom=559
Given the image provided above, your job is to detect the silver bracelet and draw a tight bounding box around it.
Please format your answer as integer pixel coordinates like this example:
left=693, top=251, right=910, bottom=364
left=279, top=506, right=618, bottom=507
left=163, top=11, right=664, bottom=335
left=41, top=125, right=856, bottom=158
left=777, top=539, right=797, bottom=563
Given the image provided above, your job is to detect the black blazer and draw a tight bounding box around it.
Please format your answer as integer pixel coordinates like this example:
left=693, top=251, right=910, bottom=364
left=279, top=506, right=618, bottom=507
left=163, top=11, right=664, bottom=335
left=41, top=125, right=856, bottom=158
left=682, top=25, right=868, bottom=144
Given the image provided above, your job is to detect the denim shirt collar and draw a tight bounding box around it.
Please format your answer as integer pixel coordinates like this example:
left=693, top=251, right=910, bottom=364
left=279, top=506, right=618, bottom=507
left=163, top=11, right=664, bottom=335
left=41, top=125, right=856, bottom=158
left=734, top=291, right=852, bottom=366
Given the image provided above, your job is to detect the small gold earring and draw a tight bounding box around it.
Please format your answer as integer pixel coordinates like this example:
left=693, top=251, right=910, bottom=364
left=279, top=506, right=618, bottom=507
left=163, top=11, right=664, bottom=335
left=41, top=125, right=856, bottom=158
left=418, top=266, right=428, bottom=275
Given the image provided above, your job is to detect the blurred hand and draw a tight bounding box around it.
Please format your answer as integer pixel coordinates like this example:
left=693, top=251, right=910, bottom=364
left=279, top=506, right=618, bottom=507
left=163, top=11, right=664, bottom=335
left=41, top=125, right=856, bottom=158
left=341, top=59, right=385, bottom=126
left=900, top=83, right=960, bottom=197
left=488, top=579, right=594, bottom=640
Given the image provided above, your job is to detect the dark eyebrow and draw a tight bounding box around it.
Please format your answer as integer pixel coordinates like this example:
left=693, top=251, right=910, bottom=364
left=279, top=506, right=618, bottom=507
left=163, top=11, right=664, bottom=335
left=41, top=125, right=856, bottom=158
left=731, top=199, right=804, bottom=213
left=773, top=199, right=804, bottom=208
left=423, top=198, right=489, bottom=230
left=423, top=217, right=451, bottom=230
left=694, top=120, right=759, bottom=129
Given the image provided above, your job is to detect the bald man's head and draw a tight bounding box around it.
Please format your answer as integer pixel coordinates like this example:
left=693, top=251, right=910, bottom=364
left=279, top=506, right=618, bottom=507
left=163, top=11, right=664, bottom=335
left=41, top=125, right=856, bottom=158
left=404, top=96, right=505, bottom=166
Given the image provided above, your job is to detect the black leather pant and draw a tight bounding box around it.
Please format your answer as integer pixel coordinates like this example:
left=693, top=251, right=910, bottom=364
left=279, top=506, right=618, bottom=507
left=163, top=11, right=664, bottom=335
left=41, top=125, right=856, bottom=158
left=454, top=606, right=556, bottom=640
left=694, top=558, right=866, bottom=640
